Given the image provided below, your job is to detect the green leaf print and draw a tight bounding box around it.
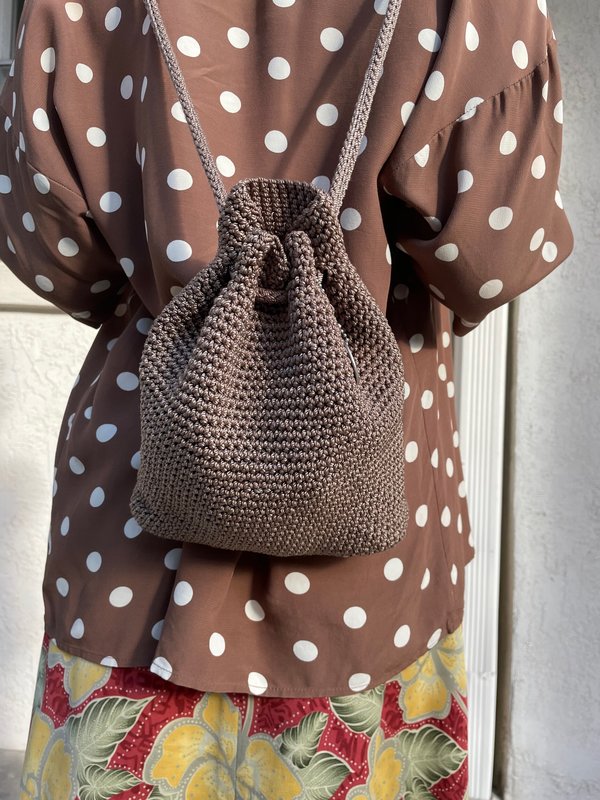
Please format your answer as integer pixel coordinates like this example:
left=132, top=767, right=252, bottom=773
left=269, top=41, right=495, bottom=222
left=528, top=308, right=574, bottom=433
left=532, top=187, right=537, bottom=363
left=146, top=786, right=170, bottom=800
left=66, top=696, right=152, bottom=772
left=329, top=683, right=385, bottom=736
left=398, top=724, right=467, bottom=798
left=279, top=711, right=329, bottom=769
left=300, top=750, right=352, bottom=800
left=404, top=776, right=437, bottom=800
left=79, top=764, right=141, bottom=800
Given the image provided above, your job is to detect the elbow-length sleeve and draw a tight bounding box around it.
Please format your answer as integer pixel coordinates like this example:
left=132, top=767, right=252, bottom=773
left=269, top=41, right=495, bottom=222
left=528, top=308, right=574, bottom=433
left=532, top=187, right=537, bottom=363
left=0, top=0, right=128, bottom=328
left=379, top=6, right=575, bottom=337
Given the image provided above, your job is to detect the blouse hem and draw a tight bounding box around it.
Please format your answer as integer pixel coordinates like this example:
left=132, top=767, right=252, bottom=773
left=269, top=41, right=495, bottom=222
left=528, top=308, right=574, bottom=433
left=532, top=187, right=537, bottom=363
left=43, top=606, right=466, bottom=698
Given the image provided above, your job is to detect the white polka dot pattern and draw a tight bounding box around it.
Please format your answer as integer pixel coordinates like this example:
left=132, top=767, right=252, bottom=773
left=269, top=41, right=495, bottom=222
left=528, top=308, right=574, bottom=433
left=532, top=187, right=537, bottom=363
left=343, top=606, right=367, bottom=629
left=264, top=130, right=287, bottom=153
left=109, top=586, right=133, bottom=607
left=0, top=0, right=573, bottom=698
left=394, top=624, right=411, bottom=648
left=70, top=618, right=85, bottom=639
left=293, top=640, right=319, bottom=662
left=227, top=27, right=250, bottom=49
left=209, top=632, right=226, bottom=656
left=383, top=558, right=403, bottom=581
left=150, top=656, right=173, bottom=680
left=424, top=71, right=444, bottom=101
left=173, top=581, right=194, bottom=606
left=124, top=518, right=142, bottom=539
left=320, top=27, right=344, bottom=52
left=382, top=13, right=573, bottom=336
left=76, top=63, right=93, bottom=83
left=245, top=600, right=265, bottom=621
left=465, top=22, right=479, bottom=52
left=248, top=671, right=268, bottom=695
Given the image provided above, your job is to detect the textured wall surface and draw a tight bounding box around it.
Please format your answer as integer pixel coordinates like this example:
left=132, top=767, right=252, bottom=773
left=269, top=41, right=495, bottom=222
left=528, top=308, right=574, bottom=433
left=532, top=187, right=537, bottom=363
left=497, top=1, right=600, bottom=798
left=0, top=276, right=96, bottom=749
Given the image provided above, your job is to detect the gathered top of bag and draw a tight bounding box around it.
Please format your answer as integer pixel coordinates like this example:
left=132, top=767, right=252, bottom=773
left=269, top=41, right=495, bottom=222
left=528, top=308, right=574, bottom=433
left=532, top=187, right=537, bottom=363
left=128, top=0, right=410, bottom=558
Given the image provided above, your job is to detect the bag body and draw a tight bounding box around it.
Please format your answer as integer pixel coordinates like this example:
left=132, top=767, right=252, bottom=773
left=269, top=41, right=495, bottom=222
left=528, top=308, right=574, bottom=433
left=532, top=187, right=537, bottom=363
left=129, top=0, right=410, bottom=557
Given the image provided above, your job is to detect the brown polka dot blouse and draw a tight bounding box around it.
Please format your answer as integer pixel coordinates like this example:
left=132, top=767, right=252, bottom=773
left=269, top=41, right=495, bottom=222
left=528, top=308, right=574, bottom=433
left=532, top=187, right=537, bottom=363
left=0, top=0, right=574, bottom=696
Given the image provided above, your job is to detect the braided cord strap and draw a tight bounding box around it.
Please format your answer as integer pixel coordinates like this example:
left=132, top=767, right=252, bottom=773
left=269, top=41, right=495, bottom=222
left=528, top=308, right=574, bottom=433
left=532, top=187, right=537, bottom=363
left=141, top=0, right=403, bottom=215
left=142, top=0, right=228, bottom=209
left=327, top=0, right=403, bottom=213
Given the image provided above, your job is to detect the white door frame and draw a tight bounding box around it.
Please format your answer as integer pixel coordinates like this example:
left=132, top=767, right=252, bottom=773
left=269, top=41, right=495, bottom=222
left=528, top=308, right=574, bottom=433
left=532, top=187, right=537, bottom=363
left=453, top=304, right=509, bottom=800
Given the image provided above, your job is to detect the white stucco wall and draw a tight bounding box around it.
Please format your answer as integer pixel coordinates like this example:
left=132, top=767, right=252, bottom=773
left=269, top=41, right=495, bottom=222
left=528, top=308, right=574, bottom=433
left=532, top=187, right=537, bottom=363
left=498, top=1, right=600, bottom=797
left=0, top=271, right=96, bottom=750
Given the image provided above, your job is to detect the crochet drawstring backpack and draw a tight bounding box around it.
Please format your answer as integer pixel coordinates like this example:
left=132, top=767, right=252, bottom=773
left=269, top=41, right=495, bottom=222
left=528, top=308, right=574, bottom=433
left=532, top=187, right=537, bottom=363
left=129, top=0, right=410, bottom=557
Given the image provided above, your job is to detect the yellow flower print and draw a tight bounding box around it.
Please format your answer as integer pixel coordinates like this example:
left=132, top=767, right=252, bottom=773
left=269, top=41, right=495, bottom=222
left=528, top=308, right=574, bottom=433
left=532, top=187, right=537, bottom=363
left=347, top=727, right=405, bottom=800
left=39, top=737, right=74, bottom=800
left=19, top=708, right=76, bottom=800
left=146, top=692, right=237, bottom=792
left=437, top=627, right=468, bottom=696
left=396, top=625, right=467, bottom=724
left=368, top=740, right=404, bottom=800
left=20, top=775, right=37, bottom=800
left=147, top=718, right=229, bottom=790
left=201, top=686, right=239, bottom=767
left=399, top=653, right=450, bottom=721
left=179, top=759, right=232, bottom=800
left=47, top=639, right=111, bottom=707
left=236, top=736, right=303, bottom=800
left=20, top=712, right=53, bottom=799
left=144, top=692, right=303, bottom=800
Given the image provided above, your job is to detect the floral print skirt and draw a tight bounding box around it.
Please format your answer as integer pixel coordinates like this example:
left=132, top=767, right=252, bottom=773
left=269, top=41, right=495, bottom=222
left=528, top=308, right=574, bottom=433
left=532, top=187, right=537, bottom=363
left=19, top=624, right=469, bottom=799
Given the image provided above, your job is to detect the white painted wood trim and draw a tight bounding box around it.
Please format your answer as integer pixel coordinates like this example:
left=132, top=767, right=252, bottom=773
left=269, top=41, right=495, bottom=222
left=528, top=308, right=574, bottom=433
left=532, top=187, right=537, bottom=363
left=0, top=0, right=16, bottom=62
left=453, top=305, right=509, bottom=800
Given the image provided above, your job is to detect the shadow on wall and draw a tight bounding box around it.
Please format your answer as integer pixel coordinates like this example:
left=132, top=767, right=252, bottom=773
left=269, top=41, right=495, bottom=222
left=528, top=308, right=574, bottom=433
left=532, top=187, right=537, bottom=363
left=0, top=749, right=25, bottom=798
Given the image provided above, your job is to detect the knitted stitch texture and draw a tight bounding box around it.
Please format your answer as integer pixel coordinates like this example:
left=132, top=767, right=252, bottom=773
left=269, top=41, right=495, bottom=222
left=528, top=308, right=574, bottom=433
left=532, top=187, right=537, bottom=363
left=129, top=0, right=409, bottom=557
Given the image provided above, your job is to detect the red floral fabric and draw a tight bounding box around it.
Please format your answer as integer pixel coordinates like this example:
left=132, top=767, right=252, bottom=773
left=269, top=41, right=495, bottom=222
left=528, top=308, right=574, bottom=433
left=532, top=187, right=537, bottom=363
left=19, top=624, right=469, bottom=799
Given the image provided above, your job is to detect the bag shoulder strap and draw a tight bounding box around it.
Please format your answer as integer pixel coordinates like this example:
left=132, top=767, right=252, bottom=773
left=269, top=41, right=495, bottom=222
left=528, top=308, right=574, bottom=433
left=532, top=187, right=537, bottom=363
left=142, top=0, right=403, bottom=216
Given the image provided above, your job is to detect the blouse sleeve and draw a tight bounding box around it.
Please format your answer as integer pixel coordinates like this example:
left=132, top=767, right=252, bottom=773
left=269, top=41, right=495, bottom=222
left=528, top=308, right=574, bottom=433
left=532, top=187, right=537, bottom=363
left=0, top=0, right=128, bottom=328
left=379, top=10, right=575, bottom=337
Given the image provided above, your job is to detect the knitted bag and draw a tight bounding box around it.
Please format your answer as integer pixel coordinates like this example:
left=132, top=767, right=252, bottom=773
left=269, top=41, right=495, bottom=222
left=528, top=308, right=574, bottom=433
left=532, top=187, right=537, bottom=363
left=129, top=0, right=409, bottom=557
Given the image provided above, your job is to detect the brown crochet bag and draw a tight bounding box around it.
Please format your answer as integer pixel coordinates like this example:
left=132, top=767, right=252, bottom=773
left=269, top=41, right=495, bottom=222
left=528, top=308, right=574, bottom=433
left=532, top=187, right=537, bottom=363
left=129, top=0, right=409, bottom=557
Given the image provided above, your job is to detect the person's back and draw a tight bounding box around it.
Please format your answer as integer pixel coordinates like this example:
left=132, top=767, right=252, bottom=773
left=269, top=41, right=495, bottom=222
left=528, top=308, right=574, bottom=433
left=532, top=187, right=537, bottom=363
left=0, top=0, right=573, bottom=796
